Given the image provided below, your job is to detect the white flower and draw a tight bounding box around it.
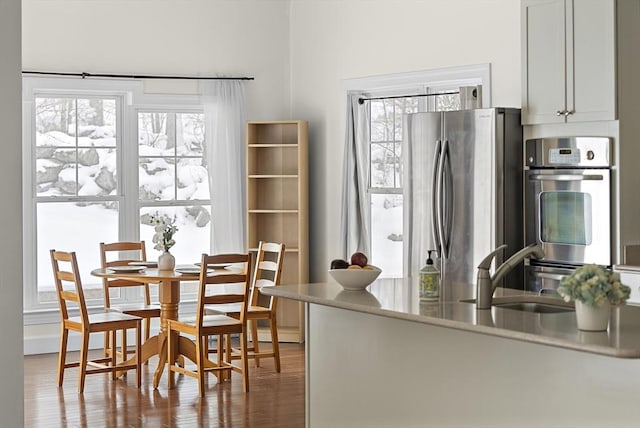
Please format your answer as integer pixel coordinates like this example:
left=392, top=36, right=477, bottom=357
left=148, top=212, right=178, bottom=252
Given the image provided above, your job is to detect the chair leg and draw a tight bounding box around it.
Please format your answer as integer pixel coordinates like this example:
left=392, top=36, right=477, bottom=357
left=216, top=334, right=223, bottom=382
left=270, top=316, right=281, bottom=373
left=250, top=320, right=260, bottom=367
left=167, top=324, right=175, bottom=390
left=144, top=318, right=151, bottom=365
left=78, top=330, right=90, bottom=394
left=196, top=333, right=205, bottom=397
left=57, top=327, right=69, bottom=387
left=103, top=331, right=110, bottom=358
left=121, top=328, right=128, bottom=367
left=225, top=334, right=232, bottom=381
left=240, top=330, right=250, bottom=393
left=225, top=334, right=232, bottom=362
left=110, top=330, right=117, bottom=381
left=134, top=321, right=141, bottom=388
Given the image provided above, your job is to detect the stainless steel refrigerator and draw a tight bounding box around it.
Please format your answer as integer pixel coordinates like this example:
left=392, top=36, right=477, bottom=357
left=403, top=108, right=523, bottom=300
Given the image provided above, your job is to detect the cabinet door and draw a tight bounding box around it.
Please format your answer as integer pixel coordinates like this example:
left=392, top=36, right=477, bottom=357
left=521, top=0, right=567, bottom=125
left=569, top=0, right=615, bottom=122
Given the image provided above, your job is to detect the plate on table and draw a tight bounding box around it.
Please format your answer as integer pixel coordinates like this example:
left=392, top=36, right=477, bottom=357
left=128, top=261, right=158, bottom=268
left=194, top=262, right=231, bottom=270
left=108, top=265, right=146, bottom=273
left=175, top=266, right=214, bottom=275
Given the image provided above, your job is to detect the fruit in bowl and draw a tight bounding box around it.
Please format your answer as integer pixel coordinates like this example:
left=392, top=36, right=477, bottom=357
left=329, top=252, right=381, bottom=291
left=350, top=252, right=368, bottom=268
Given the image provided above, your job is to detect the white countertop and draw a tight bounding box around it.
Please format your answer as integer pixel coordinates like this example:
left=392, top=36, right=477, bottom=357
left=262, top=277, right=640, bottom=358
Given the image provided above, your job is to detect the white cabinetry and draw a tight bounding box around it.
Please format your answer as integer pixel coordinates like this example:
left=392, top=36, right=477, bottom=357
left=521, top=0, right=615, bottom=124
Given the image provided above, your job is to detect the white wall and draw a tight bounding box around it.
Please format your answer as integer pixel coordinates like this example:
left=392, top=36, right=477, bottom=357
left=0, top=0, right=24, bottom=425
left=288, top=0, right=521, bottom=280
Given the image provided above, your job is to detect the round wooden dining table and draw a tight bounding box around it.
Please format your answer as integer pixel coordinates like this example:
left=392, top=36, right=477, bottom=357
left=91, top=266, right=225, bottom=388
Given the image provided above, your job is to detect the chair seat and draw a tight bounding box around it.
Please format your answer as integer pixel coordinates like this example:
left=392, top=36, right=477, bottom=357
left=70, top=311, right=142, bottom=326
left=204, top=304, right=271, bottom=318
left=110, top=303, right=161, bottom=318
left=175, top=314, right=243, bottom=329
left=204, top=303, right=241, bottom=315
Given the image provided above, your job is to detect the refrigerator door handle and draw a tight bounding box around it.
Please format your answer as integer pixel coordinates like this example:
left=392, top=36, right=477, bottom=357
left=442, top=140, right=453, bottom=258
left=436, top=139, right=449, bottom=258
left=432, top=140, right=442, bottom=255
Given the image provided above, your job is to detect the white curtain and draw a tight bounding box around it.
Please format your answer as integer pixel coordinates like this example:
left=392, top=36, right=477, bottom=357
left=202, top=80, right=247, bottom=254
left=340, top=93, right=371, bottom=259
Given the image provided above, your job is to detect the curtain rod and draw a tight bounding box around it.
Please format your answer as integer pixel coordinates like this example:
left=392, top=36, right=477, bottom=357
left=358, top=90, right=460, bottom=104
left=22, top=70, right=254, bottom=81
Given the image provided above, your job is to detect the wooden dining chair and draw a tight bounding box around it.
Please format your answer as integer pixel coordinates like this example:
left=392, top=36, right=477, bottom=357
left=206, top=242, right=286, bottom=372
left=100, top=241, right=161, bottom=363
left=51, top=249, right=142, bottom=393
left=167, top=253, right=252, bottom=397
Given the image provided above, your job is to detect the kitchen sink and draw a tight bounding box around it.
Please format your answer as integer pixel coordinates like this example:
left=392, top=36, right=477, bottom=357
left=460, top=295, right=575, bottom=314
left=492, top=301, right=574, bottom=313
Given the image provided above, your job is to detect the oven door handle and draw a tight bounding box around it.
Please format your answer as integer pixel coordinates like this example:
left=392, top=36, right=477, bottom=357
left=531, top=272, right=568, bottom=281
left=529, top=174, right=604, bottom=181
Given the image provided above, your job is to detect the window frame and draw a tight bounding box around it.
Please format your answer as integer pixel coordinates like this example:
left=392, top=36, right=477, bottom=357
left=22, top=77, right=206, bottom=324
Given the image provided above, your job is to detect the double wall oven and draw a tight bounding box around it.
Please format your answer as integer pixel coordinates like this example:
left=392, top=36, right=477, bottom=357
left=524, top=137, right=613, bottom=292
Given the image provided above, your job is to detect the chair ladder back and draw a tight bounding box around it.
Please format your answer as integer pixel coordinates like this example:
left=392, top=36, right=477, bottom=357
left=196, top=253, right=252, bottom=326
left=249, top=241, right=286, bottom=310
left=50, top=249, right=89, bottom=325
left=100, top=241, right=150, bottom=307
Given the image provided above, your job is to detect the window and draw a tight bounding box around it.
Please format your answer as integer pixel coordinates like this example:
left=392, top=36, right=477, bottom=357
left=23, top=77, right=209, bottom=316
left=343, top=65, right=490, bottom=278
left=32, top=95, right=121, bottom=304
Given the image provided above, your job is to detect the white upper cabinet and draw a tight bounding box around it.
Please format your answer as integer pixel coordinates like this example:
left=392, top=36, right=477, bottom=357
left=521, top=0, right=616, bottom=124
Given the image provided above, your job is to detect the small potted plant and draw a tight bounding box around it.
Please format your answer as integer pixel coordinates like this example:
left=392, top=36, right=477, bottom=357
left=556, top=264, right=631, bottom=331
left=149, top=212, right=178, bottom=270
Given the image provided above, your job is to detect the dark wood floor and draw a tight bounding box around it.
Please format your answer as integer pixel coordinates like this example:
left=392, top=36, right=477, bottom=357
left=24, top=343, right=305, bottom=427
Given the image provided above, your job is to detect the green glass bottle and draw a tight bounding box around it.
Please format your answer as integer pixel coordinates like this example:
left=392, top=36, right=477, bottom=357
left=419, top=250, right=440, bottom=300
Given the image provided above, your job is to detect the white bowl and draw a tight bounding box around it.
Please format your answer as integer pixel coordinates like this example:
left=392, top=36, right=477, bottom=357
left=329, top=267, right=382, bottom=291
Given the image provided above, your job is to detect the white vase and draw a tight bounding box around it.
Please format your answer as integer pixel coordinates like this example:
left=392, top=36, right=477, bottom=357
left=158, top=251, right=175, bottom=271
left=575, top=300, right=611, bottom=331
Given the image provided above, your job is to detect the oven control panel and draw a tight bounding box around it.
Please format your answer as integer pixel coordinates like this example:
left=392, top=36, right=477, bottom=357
left=526, top=137, right=611, bottom=168
left=549, top=148, right=581, bottom=165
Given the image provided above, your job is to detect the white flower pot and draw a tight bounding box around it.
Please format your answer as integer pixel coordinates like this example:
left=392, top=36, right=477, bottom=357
left=158, top=251, right=175, bottom=271
left=575, top=300, right=611, bottom=331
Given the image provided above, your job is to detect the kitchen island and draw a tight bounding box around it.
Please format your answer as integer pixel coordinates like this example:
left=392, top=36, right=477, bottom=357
left=263, top=278, right=640, bottom=427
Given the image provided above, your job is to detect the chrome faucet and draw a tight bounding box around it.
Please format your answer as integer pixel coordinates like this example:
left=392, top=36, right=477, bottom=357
left=476, top=243, right=545, bottom=309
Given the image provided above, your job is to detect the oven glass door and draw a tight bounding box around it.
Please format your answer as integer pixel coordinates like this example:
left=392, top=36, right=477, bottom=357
left=525, top=168, right=610, bottom=266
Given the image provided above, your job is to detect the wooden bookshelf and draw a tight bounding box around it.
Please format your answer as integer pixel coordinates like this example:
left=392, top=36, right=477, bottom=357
left=246, top=120, right=308, bottom=343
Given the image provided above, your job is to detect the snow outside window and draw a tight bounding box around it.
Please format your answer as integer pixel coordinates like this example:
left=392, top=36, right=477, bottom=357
left=33, top=96, right=120, bottom=304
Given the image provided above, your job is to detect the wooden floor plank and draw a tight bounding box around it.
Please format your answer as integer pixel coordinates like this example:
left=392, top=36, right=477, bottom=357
left=24, top=343, right=305, bottom=427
